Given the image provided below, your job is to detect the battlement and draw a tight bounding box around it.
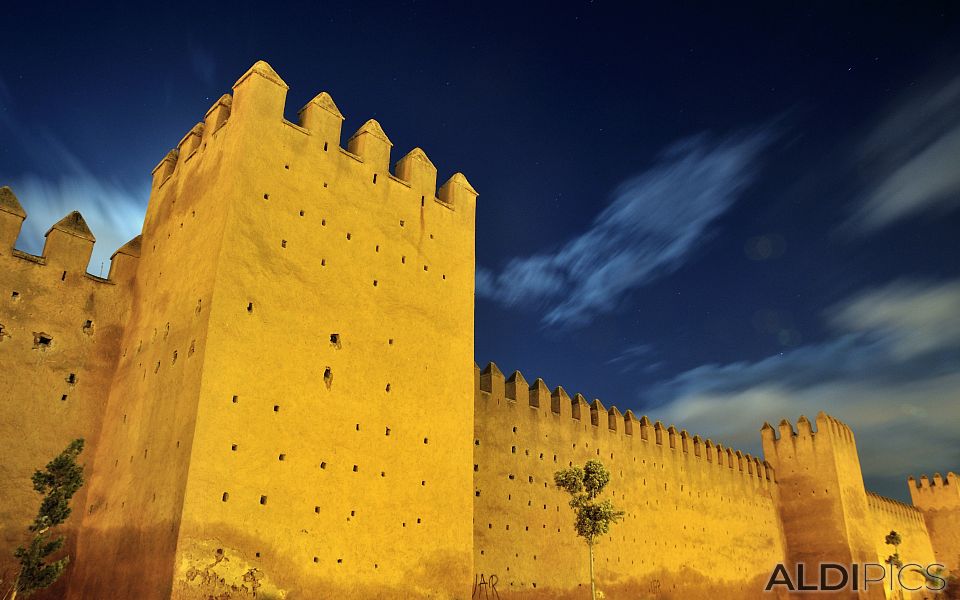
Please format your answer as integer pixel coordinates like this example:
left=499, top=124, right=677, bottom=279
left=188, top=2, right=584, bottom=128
left=760, top=411, right=858, bottom=452
left=866, top=491, right=928, bottom=528
left=476, top=361, right=776, bottom=485
left=150, top=60, right=477, bottom=213
left=908, top=471, right=960, bottom=509
left=0, top=186, right=140, bottom=284
left=10, top=57, right=954, bottom=600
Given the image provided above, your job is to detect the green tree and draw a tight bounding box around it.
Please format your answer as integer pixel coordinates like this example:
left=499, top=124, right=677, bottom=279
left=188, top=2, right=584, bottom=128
left=885, top=530, right=903, bottom=568
left=5, top=439, right=85, bottom=600
left=554, top=460, right=624, bottom=600
left=883, top=530, right=905, bottom=600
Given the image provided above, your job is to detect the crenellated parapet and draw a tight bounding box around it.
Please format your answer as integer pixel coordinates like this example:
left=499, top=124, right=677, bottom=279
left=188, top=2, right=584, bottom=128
left=760, top=411, right=860, bottom=465
left=149, top=60, right=478, bottom=212
left=475, top=361, right=776, bottom=486
left=108, top=235, right=141, bottom=283
left=203, top=94, right=232, bottom=141
left=0, top=186, right=27, bottom=252
left=0, top=186, right=140, bottom=285
left=909, top=471, right=960, bottom=510
left=866, top=491, right=928, bottom=528
left=347, top=119, right=393, bottom=173
left=762, top=411, right=854, bottom=442
left=297, top=91, right=342, bottom=145
left=1, top=192, right=141, bottom=600
left=908, top=471, right=960, bottom=572
left=43, top=211, right=96, bottom=273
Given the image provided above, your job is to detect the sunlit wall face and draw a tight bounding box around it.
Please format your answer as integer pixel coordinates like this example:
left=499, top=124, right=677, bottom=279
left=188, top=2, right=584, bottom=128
left=0, top=3, right=958, bottom=599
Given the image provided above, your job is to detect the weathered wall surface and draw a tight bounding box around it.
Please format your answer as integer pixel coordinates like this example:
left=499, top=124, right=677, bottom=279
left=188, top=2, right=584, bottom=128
left=138, top=62, right=478, bottom=599
left=473, top=363, right=788, bottom=600
left=2, top=59, right=955, bottom=600
left=763, top=415, right=855, bottom=585
left=67, top=94, right=237, bottom=599
left=0, top=189, right=135, bottom=598
left=865, top=492, right=937, bottom=598
left=909, top=473, right=960, bottom=574
left=763, top=414, right=888, bottom=599
left=760, top=413, right=956, bottom=599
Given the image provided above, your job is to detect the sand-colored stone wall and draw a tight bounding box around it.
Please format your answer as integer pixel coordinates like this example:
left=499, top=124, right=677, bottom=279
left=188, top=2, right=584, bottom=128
left=473, top=363, right=788, bottom=599
left=1, top=59, right=956, bottom=600
left=0, top=192, right=135, bottom=598
left=910, top=472, right=960, bottom=574
left=54, top=61, right=477, bottom=600
left=866, top=492, right=938, bottom=598
left=66, top=93, right=238, bottom=599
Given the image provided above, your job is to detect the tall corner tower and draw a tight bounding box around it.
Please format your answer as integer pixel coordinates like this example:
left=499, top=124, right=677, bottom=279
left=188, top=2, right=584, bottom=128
left=762, top=413, right=884, bottom=599
left=70, top=60, right=476, bottom=599
left=908, top=472, right=960, bottom=573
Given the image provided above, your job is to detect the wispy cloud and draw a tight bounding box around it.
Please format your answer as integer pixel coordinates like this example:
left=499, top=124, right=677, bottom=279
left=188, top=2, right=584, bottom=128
left=8, top=174, right=147, bottom=276
left=832, top=279, right=960, bottom=360
left=851, top=74, right=960, bottom=231
left=0, top=83, right=147, bottom=274
left=606, top=344, right=663, bottom=374
left=649, top=279, right=960, bottom=501
left=477, top=130, right=774, bottom=327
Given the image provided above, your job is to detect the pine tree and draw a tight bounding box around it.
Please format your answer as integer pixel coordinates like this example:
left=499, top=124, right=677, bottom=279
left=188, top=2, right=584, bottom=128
left=5, top=439, right=85, bottom=600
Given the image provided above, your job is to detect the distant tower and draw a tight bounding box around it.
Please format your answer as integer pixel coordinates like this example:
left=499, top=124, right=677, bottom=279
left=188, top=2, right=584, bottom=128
left=762, top=413, right=884, bottom=599
left=908, top=472, right=960, bottom=573
left=69, top=61, right=477, bottom=599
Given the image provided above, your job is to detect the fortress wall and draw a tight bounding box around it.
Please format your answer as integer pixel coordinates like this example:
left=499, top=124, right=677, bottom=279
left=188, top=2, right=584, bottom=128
left=2, top=59, right=952, bottom=600
left=909, top=473, right=960, bottom=572
left=0, top=191, right=135, bottom=598
left=828, top=416, right=883, bottom=572
left=762, top=415, right=849, bottom=572
left=864, top=492, right=937, bottom=596
left=67, top=94, right=238, bottom=599
left=762, top=414, right=889, bottom=598
left=473, top=363, right=788, bottom=600
left=166, top=62, right=477, bottom=599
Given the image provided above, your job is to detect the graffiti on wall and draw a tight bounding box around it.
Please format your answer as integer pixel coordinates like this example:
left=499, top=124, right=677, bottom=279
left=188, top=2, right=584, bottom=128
left=472, top=573, right=500, bottom=599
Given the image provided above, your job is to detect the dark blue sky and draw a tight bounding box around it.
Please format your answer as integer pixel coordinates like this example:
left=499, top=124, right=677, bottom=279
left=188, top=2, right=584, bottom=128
left=2, top=2, right=959, bottom=500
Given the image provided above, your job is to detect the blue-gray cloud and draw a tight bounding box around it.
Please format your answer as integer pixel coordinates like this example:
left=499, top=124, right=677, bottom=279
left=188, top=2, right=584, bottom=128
left=649, top=279, right=960, bottom=501
left=477, top=130, right=773, bottom=327
left=852, top=74, right=960, bottom=231
left=7, top=173, right=147, bottom=276
left=0, top=83, right=147, bottom=274
left=606, top=344, right=663, bottom=374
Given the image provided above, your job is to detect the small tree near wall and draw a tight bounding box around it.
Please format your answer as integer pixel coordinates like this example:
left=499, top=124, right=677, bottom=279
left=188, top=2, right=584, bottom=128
left=554, top=460, right=624, bottom=600
left=4, top=439, right=85, bottom=600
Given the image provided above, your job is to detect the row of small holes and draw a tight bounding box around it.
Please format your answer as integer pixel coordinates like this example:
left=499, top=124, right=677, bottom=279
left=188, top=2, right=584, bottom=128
left=261, top=192, right=440, bottom=268
left=220, top=493, right=426, bottom=527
